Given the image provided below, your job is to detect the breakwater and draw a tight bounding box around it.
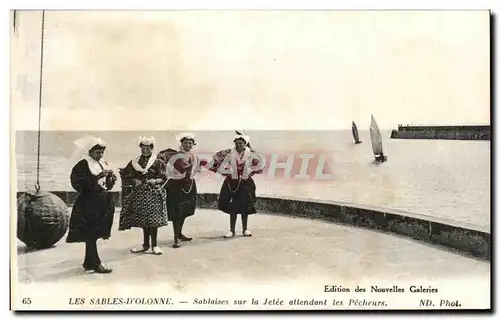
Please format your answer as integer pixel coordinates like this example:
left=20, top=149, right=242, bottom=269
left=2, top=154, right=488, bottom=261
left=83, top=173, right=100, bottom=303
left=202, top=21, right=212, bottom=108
left=390, top=125, right=490, bottom=140
left=16, top=191, right=490, bottom=261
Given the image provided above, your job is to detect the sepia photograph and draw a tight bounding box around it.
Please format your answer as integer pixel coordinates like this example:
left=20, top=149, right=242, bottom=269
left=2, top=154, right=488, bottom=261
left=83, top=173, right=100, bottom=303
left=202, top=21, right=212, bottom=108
left=10, top=9, right=491, bottom=311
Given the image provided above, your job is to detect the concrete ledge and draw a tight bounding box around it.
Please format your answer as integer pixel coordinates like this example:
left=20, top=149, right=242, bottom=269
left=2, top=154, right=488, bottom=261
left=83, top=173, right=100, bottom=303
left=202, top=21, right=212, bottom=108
left=16, top=191, right=491, bottom=261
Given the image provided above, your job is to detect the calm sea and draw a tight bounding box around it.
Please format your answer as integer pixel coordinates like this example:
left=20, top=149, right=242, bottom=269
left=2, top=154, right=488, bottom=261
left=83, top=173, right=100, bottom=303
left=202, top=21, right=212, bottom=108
left=14, top=130, right=490, bottom=230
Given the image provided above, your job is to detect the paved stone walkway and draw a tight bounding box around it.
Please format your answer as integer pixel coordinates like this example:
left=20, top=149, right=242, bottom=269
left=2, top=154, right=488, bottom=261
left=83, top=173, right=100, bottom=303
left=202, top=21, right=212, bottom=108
left=17, top=208, right=490, bottom=283
left=14, top=209, right=490, bottom=310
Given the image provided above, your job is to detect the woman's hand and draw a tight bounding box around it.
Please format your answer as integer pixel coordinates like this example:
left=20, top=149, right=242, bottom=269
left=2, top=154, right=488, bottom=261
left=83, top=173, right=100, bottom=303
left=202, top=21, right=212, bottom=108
left=97, top=170, right=114, bottom=179
left=105, top=174, right=117, bottom=190
left=96, top=171, right=108, bottom=179
left=134, top=179, right=143, bottom=186
left=249, top=169, right=263, bottom=177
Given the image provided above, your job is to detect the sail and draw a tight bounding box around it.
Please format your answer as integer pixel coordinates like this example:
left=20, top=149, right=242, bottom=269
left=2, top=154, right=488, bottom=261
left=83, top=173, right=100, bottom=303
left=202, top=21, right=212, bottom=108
left=352, top=121, right=360, bottom=143
left=369, top=115, right=384, bottom=155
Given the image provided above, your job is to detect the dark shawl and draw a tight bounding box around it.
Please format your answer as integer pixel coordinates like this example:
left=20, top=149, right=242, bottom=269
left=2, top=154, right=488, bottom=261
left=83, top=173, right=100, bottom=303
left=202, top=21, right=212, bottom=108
left=66, top=159, right=116, bottom=243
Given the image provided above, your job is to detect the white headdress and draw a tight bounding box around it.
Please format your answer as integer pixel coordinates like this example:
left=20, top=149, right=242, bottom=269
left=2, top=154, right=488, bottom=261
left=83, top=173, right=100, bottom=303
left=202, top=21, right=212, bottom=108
left=230, top=131, right=251, bottom=165
left=233, top=133, right=250, bottom=145
left=69, top=135, right=107, bottom=162
left=69, top=136, right=111, bottom=188
left=138, top=136, right=156, bottom=147
left=175, top=132, right=196, bottom=145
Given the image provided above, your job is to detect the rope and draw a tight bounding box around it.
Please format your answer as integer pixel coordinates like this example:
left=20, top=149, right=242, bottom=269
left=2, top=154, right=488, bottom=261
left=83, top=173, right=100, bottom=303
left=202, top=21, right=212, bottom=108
left=13, top=10, right=17, bottom=35
left=35, top=10, right=45, bottom=192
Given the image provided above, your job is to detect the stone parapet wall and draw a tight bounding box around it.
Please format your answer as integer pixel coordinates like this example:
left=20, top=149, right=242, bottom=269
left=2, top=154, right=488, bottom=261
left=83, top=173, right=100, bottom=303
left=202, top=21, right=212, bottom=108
left=17, top=191, right=490, bottom=261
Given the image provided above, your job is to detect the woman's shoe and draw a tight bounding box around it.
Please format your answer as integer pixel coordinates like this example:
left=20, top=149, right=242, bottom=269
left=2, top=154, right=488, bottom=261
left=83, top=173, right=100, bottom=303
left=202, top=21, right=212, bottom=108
left=179, top=234, right=192, bottom=242
left=130, top=245, right=150, bottom=253
left=152, top=246, right=163, bottom=255
left=82, top=264, right=93, bottom=271
left=223, top=231, right=235, bottom=238
left=243, top=229, right=252, bottom=237
left=93, top=264, right=113, bottom=274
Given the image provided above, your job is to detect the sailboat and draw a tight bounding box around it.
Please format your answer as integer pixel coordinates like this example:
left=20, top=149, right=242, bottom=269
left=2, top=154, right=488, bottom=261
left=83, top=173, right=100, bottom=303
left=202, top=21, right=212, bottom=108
left=351, top=121, right=362, bottom=144
left=369, top=115, right=387, bottom=162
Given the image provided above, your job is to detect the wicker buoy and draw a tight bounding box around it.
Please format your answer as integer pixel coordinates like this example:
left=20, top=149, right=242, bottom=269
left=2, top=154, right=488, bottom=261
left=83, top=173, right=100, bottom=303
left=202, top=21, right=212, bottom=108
left=17, top=191, right=69, bottom=249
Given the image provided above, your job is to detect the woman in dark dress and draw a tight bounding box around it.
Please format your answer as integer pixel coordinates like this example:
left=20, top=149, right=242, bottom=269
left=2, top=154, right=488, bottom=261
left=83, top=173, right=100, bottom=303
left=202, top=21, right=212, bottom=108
left=119, top=136, right=168, bottom=255
left=210, top=133, right=263, bottom=238
left=66, top=136, right=117, bottom=274
left=160, top=133, right=208, bottom=248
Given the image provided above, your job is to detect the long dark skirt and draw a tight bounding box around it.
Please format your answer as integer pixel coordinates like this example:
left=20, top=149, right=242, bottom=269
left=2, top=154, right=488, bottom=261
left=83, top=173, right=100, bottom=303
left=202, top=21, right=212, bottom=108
left=166, top=179, right=197, bottom=222
left=67, top=190, right=115, bottom=243
left=119, top=184, right=168, bottom=230
left=218, top=177, right=257, bottom=215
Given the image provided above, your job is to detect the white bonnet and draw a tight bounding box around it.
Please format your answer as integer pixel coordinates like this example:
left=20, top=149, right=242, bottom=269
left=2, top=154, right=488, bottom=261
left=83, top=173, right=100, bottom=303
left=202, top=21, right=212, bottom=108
left=175, top=132, right=196, bottom=144
left=138, top=136, right=156, bottom=147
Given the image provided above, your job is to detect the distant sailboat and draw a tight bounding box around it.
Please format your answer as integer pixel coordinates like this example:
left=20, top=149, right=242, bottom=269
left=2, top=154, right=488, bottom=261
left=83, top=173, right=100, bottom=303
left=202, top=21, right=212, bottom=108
left=369, top=115, right=387, bottom=162
left=351, top=121, right=362, bottom=144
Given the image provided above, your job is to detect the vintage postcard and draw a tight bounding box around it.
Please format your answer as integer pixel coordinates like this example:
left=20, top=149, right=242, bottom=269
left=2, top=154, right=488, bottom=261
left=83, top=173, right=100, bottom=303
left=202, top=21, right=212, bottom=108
left=10, top=10, right=491, bottom=311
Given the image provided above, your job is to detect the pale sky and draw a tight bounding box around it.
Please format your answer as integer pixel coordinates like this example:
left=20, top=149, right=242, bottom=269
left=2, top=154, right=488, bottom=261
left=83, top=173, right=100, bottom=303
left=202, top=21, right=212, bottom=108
left=10, top=10, right=490, bottom=131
